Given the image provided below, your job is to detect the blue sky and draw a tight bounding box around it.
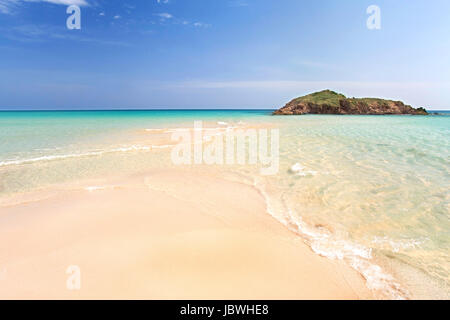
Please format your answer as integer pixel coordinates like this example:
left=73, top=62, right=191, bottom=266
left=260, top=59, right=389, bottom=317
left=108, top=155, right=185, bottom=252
left=0, top=0, right=449, bottom=109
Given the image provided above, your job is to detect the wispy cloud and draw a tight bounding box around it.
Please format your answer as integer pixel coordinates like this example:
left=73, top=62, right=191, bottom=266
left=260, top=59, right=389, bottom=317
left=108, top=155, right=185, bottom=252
left=0, top=0, right=89, bottom=14
left=155, top=12, right=173, bottom=20
left=170, top=19, right=211, bottom=28
left=0, top=24, right=129, bottom=46
left=0, top=0, right=20, bottom=13
left=193, top=22, right=211, bottom=28
left=27, top=0, right=88, bottom=5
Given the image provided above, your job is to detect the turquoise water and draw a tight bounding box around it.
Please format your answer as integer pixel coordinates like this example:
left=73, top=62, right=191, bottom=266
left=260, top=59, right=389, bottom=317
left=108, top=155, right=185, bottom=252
left=0, top=110, right=269, bottom=163
left=262, top=112, right=450, bottom=299
left=0, top=110, right=269, bottom=192
left=0, top=110, right=449, bottom=299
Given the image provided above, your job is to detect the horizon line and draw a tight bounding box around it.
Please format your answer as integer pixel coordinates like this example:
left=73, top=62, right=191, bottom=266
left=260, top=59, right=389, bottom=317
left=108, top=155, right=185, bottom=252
left=0, top=108, right=278, bottom=112
left=1, top=108, right=450, bottom=112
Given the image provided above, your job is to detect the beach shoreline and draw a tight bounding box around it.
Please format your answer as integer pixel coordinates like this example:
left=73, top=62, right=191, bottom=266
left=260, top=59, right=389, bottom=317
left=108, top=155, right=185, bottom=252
left=0, top=168, right=373, bottom=300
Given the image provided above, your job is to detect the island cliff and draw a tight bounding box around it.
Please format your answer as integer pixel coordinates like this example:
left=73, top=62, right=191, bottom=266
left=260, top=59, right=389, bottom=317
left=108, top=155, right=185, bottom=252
left=273, top=90, right=428, bottom=115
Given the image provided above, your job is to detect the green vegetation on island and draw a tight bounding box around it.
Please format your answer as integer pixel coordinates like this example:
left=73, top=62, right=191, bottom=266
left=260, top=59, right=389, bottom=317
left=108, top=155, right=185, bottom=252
left=274, top=90, right=428, bottom=115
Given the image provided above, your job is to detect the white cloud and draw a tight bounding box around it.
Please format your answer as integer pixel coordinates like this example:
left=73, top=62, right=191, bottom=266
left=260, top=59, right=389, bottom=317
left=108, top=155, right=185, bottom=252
left=0, top=0, right=19, bottom=13
left=155, top=12, right=172, bottom=19
left=156, top=0, right=169, bottom=3
left=193, top=22, right=210, bottom=28
left=0, top=0, right=89, bottom=14
left=28, top=0, right=88, bottom=5
left=1, top=23, right=129, bottom=46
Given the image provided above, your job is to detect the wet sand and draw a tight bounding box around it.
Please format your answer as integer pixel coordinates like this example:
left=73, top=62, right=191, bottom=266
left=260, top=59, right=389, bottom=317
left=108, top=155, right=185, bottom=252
left=0, top=169, right=372, bottom=299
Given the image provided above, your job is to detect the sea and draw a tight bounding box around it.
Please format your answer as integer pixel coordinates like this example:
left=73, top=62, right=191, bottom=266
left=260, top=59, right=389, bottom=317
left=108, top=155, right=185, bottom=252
left=0, top=109, right=449, bottom=299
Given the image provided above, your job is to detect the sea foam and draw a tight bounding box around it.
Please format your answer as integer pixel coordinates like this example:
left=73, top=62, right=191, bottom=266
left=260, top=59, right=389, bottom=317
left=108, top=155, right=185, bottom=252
left=0, top=145, right=153, bottom=167
left=289, top=162, right=317, bottom=176
left=252, top=177, right=408, bottom=300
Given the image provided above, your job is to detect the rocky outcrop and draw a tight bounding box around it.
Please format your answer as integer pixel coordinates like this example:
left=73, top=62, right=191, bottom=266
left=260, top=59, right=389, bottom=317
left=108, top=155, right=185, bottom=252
left=273, top=90, right=428, bottom=115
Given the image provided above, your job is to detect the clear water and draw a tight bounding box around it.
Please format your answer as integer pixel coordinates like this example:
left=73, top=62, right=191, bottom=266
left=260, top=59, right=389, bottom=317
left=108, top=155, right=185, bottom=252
left=259, top=113, right=450, bottom=299
left=0, top=110, right=449, bottom=299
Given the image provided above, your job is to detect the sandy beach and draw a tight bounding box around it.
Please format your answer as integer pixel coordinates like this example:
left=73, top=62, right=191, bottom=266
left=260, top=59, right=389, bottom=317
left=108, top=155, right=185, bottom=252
left=1, top=0, right=449, bottom=304
left=0, top=168, right=372, bottom=300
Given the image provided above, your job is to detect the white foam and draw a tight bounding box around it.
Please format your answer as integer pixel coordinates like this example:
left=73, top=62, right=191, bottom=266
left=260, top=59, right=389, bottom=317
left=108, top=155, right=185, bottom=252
left=290, top=163, right=304, bottom=173
left=84, top=186, right=107, bottom=192
left=0, top=145, right=153, bottom=167
left=145, top=128, right=165, bottom=132
left=350, top=258, right=408, bottom=300
left=252, top=178, right=408, bottom=300
left=252, top=179, right=289, bottom=227
left=165, top=127, right=231, bottom=133
left=289, top=162, right=318, bottom=176
left=114, top=145, right=151, bottom=152
left=372, top=236, right=427, bottom=253
left=294, top=218, right=407, bottom=298
left=84, top=185, right=120, bottom=192
left=291, top=212, right=407, bottom=299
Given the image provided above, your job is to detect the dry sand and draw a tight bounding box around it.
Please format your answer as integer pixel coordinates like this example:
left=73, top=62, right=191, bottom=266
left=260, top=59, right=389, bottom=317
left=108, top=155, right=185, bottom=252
left=0, top=169, right=372, bottom=299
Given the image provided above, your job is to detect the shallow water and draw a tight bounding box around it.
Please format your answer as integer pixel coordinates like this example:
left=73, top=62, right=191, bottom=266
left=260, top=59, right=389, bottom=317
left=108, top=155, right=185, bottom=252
left=258, top=113, right=450, bottom=299
left=0, top=110, right=449, bottom=299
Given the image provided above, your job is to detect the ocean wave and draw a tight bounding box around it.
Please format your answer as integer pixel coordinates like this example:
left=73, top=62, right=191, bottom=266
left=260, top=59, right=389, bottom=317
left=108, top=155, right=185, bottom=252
left=252, top=177, right=408, bottom=300
left=146, top=126, right=239, bottom=134
left=350, top=259, right=407, bottom=299
left=0, top=145, right=153, bottom=168
left=372, top=236, right=427, bottom=253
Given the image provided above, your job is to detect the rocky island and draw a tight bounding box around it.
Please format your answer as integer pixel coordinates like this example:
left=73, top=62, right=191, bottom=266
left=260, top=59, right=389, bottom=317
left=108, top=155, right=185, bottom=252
left=273, top=90, right=428, bottom=115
